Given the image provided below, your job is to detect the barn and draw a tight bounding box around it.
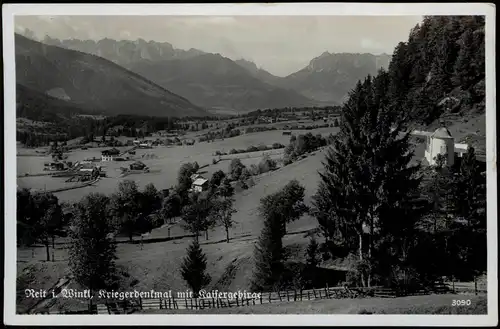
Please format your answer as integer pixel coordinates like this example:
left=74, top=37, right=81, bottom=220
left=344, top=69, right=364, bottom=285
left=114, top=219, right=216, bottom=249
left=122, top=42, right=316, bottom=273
left=191, top=178, right=209, bottom=193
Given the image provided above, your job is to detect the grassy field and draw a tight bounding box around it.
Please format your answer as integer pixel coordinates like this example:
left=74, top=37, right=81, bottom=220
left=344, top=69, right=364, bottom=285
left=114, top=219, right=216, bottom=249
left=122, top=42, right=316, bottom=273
left=16, top=124, right=340, bottom=202
left=15, top=115, right=486, bottom=313
left=14, top=143, right=400, bottom=313
left=137, top=293, right=488, bottom=314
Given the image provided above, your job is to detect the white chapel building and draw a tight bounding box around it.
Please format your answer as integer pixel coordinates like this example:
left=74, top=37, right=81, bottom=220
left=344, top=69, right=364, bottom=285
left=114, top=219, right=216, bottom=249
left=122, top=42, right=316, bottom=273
left=413, top=127, right=469, bottom=167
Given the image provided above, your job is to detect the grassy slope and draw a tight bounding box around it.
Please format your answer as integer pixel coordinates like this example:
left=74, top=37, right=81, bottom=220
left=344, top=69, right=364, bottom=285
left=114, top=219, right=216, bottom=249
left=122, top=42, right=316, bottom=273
left=16, top=115, right=486, bottom=312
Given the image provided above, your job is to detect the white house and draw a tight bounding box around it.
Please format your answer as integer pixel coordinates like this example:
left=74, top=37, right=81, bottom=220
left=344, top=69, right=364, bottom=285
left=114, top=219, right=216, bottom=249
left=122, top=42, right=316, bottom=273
left=139, top=141, right=153, bottom=149
left=101, top=148, right=120, bottom=162
left=191, top=178, right=209, bottom=193
left=413, top=127, right=469, bottom=167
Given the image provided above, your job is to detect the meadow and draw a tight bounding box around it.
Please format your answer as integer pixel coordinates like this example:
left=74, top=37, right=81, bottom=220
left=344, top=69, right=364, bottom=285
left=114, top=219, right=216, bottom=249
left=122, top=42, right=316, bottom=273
left=15, top=116, right=485, bottom=313
left=16, top=123, right=340, bottom=202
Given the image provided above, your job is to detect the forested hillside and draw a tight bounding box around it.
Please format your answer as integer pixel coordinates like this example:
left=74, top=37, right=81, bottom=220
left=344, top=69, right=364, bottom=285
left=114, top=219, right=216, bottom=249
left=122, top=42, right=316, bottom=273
left=383, top=16, right=485, bottom=126
left=310, top=15, right=487, bottom=292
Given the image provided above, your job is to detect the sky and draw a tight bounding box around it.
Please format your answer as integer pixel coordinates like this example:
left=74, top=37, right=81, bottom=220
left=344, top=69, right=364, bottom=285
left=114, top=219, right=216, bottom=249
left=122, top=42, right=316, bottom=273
left=15, top=15, right=423, bottom=76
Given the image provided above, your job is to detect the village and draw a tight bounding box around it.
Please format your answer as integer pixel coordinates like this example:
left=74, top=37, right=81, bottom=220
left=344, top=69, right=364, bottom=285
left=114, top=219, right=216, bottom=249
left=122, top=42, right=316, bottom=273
left=35, top=122, right=486, bottom=192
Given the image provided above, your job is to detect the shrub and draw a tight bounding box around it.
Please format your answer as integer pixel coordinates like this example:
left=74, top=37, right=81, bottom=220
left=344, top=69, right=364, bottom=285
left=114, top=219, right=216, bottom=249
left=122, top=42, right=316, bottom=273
left=240, top=168, right=251, bottom=181
left=258, top=155, right=277, bottom=174
left=235, top=180, right=249, bottom=191
left=246, top=178, right=256, bottom=188
left=229, top=158, right=245, bottom=181
left=247, top=146, right=259, bottom=153
left=258, top=144, right=269, bottom=151
left=229, top=149, right=238, bottom=155
left=249, top=164, right=260, bottom=176
left=283, top=156, right=293, bottom=166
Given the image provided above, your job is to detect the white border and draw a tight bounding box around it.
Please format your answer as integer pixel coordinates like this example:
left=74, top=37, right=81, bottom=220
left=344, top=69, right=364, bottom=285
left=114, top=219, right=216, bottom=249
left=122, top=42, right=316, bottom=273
left=3, top=3, right=497, bottom=327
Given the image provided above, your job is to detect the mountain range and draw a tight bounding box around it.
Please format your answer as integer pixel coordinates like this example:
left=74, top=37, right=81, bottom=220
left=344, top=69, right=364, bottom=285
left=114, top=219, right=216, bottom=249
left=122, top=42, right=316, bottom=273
left=235, top=53, right=391, bottom=103
left=40, top=36, right=317, bottom=112
left=16, top=33, right=392, bottom=117
left=127, top=54, right=314, bottom=112
left=277, top=52, right=392, bottom=103
left=15, top=34, right=207, bottom=118
left=41, top=35, right=208, bottom=66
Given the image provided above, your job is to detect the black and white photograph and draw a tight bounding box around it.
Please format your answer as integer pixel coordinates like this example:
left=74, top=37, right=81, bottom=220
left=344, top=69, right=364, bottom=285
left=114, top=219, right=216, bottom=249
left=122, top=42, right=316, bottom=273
left=3, top=3, right=497, bottom=326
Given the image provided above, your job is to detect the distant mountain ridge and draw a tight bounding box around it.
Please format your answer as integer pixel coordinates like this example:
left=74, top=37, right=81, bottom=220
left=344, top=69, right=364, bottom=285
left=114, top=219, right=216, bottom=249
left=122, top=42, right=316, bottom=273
left=128, top=53, right=315, bottom=112
left=234, top=53, right=391, bottom=104
left=35, top=35, right=319, bottom=112
left=41, top=35, right=208, bottom=67
left=233, top=59, right=285, bottom=86
left=279, top=52, right=391, bottom=103
left=32, top=34, right=393, bottom=110
left=15, top=34, right=207, bottom=118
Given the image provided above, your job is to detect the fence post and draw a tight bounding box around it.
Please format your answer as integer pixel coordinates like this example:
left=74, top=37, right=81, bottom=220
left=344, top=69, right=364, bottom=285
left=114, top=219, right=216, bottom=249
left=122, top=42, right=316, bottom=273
left=307, top=291, right=310, bottom=300
left=300, top=288, right=303, bottom=301
left=236, top=296, right=239, bottom=307
left=159, top=297, right=163, bottom=309
left=278, top=290, right=282, bottom=302
left=185, top=297, right=188, bottom=309
left=313, top=288, right=317, bottom=299
left=139, top=296, right=143, bottom=310
left=325, top=284, right=330, bottom=299
left=260, top=293, right=263, bottom=305
left=268, top=292, right=271, bottom=304
left=294, top=289, right=297, bottom=301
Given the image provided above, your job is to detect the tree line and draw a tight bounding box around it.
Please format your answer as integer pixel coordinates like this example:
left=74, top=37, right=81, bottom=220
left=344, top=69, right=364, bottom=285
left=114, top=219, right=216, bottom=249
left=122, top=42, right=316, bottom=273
left=383, top=16, right=485, bottom=125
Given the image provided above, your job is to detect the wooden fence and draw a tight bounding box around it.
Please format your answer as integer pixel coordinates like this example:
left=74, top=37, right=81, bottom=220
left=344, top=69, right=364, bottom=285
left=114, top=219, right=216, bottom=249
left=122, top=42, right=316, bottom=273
left=35, top=282, right=486, bottom=314
left=96, top=286, right=383, bottom=314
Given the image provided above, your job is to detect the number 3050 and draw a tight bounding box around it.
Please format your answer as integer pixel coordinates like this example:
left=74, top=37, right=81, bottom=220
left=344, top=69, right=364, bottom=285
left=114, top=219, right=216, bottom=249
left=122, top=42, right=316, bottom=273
left=452, top=299, right=471, bottom=306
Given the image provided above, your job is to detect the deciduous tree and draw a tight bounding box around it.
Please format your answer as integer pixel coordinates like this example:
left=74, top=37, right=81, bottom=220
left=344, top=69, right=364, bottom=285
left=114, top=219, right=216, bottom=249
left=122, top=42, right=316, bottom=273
left=69, top=193, right=117, bottom=310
